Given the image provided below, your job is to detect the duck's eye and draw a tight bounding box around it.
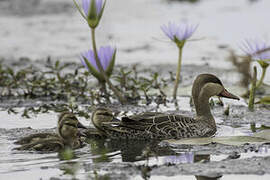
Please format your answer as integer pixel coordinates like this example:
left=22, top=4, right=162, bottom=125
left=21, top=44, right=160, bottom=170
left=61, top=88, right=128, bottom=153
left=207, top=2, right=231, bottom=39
left=69, top=116, right=77, bottom=120
left=64, top=122, right=77, bottom=128
left=96, top=112, right=112, bottom=116
left=103, top=112, right=113, bottom=116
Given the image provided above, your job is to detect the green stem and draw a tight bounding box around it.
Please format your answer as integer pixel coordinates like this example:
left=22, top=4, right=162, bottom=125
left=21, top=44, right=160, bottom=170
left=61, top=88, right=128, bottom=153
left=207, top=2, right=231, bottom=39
left=256, top=67, right=267, bottom=89
left=72, top=0, right=87, bottom=20
left=173, top=46, right=183, bottom=100
left=248, top=66, right=257, bottom=111
left=91, top=28, right=127, bottom=104
left=250, top=122, right=256, bottom=133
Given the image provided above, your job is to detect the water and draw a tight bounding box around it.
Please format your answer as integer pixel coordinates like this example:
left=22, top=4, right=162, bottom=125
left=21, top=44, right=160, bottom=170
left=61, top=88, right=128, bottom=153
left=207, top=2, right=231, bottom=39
left=0, top=97, right=270, bottom=179
left=140, top=175, right=270, bottom=180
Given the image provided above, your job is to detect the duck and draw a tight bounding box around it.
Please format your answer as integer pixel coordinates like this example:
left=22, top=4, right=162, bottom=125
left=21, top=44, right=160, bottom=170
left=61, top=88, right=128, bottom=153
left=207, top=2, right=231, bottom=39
left=91, top=74, right=240, bottom=140
left=13, top=112, right=87, bottom=152
left=91, top=108, right=115, bottom=136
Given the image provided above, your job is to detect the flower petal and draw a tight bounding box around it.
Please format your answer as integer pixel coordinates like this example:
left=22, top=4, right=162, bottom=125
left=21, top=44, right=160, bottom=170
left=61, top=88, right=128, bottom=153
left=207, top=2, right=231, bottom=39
left=96, top=0, right=103, bottom=15
left=241, top=39, right=270, bottom=60
left=162, top=22, right=197, bottom=42
left=98, top=46, right=115, bottom=70
left=82, top=0, right=90, bottom=16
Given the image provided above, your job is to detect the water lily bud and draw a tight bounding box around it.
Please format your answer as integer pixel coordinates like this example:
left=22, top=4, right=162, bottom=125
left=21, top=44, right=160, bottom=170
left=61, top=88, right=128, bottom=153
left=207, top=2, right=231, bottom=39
left=74, top=0, right=106, bottom=28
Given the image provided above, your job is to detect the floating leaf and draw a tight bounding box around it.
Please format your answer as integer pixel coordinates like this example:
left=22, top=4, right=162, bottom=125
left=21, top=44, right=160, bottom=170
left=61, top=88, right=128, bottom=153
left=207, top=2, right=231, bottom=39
left=164, top=137, right=213, bottom=145
left=212, top=136, right=267, bottom=146
left=253, top=130, right=270, bottom=140
left=163, top=135, right=269, bottom=146
left=255, top=96, right=270, bottom=105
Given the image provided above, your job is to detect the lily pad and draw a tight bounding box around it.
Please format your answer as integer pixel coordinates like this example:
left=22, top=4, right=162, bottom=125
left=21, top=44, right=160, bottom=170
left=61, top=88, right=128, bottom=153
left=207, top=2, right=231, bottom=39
left=163, top=135, right=269, bottom=146
left=164, top=137, right=213, bottom=145
left=212, top=136, right=267, bottom=146
left=253, top=130, right=270, bottom=140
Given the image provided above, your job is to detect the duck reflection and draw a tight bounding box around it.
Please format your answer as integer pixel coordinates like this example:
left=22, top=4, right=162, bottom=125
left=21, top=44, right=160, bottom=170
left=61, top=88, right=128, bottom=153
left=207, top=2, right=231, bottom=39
left=85, top=136, right=224, bottom=180
left=86, top=136, right=176, bottom=163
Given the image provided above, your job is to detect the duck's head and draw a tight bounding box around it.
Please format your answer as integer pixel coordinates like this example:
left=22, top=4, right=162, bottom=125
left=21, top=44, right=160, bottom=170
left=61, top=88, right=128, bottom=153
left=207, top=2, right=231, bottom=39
left=58, top=112, right=87, bottom=141
left=192, top=74, right=239, bottom=106
left=91, top=108, right=114, bottom=129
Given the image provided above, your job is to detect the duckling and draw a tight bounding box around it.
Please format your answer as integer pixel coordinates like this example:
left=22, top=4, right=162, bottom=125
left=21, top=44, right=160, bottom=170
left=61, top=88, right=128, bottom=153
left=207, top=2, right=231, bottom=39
left=57, top=112, right=87, bottom=149
left=13, top=112, right=87, bottom=152
left=82, top=108, right=116, bottom=139
left=91, top=74, right=240, bottom=140
left=91, top=108, right=115, bottom=136
left=14, top=132, right=58, bottom=145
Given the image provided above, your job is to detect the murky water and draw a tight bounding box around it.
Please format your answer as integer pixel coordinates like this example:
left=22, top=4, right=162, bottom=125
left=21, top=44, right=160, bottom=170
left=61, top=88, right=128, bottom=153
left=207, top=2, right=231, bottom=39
left=1, top=97, right=270, bottom=179
left=139, top=175, right=270, bottom=180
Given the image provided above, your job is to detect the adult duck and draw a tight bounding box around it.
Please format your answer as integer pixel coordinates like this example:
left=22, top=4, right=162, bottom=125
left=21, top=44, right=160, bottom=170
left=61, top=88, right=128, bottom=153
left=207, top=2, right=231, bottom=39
left=91, top=74, right=239, bottom=140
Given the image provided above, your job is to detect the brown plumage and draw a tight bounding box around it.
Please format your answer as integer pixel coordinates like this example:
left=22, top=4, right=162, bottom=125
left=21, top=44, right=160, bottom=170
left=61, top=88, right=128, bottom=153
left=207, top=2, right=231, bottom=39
left=13, top=112, right=86, bottom=152
left=91, top=74, right=239, bottom=140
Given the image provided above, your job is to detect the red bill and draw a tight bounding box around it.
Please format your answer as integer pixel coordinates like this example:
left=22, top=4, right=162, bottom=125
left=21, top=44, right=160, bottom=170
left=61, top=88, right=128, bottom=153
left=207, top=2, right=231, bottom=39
left=218, top=89, right=240, bottom=100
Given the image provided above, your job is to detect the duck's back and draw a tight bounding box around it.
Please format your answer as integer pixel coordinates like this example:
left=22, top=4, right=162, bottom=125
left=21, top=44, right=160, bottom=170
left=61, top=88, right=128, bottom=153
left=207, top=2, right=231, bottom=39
left=13, top=138, right=64, bottom=152
left=101, top=112, right=215, bottom=140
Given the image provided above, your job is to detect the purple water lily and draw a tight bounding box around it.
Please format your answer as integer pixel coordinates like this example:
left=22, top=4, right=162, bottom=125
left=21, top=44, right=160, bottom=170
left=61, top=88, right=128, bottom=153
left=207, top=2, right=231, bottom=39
left=241, top=39, right=270, bottom=89
left=82, top=0, right=103, bottom=16
left=161, top=22, right=198, bottom=99
left=241, top=39, right=270, bottom=60
left=80, top=46, right=115, bottom=72
left=161, top=22, right=198, bottom=43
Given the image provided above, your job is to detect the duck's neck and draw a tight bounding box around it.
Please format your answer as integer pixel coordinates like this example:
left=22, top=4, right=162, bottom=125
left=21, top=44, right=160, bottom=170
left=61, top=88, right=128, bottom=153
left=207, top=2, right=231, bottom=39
left=194, top=94, right=216, bottom=128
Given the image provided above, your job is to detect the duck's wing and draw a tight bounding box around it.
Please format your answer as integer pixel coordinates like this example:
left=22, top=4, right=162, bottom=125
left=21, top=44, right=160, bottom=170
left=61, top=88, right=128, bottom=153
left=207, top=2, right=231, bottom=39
left=101, top=113, right=203, bottom=139
left=123, top=112, right=166, bottom=121
left=123, top=113, right=198, bottom=131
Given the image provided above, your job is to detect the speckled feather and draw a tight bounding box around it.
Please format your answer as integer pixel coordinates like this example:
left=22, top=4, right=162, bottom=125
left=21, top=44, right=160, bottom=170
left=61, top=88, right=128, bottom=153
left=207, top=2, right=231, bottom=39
left=101, top=113, right=216, bottom=140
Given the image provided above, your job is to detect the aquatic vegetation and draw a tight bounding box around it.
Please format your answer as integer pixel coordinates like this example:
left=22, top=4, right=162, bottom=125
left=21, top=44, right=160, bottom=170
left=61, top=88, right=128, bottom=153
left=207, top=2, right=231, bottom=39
left=223, top=105, right=230, bottom=116
left=248, top=67, right=257, bottom=111
left=241, top=39, right=270, bottom=61
left=58, top=148, right=76, bottom=160
left=164, top=135, right=269, bottom=146
left=73, top=0, right=126, bottom=104
left=80, top=46, right=116, bottom=83
left=59, top=161, right=80, bottom=179
left=256, top=96, right=270, bottom=105
left=241, top=39, right=270, bottom=89
left=161, top=22, right=198, bottom=99
left=0, top=59, right=169, bottom=117
left=73, top=0, right=105, bottom=28
left=161, top=22, right=198, bottom=44
left=240, top=39, right=270, bottom=110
